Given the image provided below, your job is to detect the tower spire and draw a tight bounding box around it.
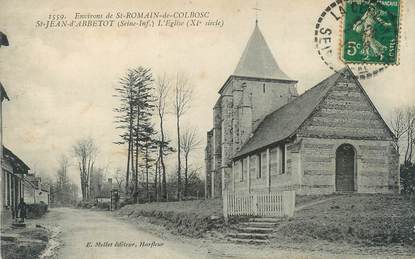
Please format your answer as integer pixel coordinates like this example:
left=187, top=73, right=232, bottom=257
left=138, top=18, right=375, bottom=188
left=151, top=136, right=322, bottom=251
left=232, top=23, right=292, bottom=81
left=253, top=2, right=261, bottom=25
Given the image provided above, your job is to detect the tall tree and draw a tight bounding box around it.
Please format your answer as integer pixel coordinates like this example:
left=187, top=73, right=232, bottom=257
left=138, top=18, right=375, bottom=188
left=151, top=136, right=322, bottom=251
left=171, top=73, right=193, bottom=200
left=180, top=127, right=201, bottom=198
left=73, top=137, right=98, bottom=201
left=55, top=154, right=70, bottom=205
left=114, top=67, right=156, bottom=202
left=139, top=125, right=158, bottom=201
left=155, top=74, right=170, bottom=199
left=131, top=67, right=155, bottom=203
left=114, top=69, right=138, bottom=193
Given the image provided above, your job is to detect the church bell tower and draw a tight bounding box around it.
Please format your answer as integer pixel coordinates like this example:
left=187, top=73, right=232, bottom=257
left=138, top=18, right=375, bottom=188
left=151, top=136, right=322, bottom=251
left=205, top=22, right=298, bottom=198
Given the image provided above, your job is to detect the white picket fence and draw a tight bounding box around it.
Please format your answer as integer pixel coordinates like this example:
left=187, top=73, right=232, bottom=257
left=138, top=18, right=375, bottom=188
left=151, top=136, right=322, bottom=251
left=223, top=191, right=295, bottom=219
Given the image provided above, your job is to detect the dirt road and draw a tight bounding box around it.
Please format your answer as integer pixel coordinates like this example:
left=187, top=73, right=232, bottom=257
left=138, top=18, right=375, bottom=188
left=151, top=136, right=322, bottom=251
left=31, top=208, right=407, bottom=259
left=33, top=208, right=207, bottom=259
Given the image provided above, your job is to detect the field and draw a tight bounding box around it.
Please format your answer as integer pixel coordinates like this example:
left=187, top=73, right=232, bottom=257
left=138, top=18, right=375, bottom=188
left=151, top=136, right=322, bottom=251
left=272, top=194, right=415, bottom=254
left=116, top=199, right=223, bottom=237
left=116, top=194, right=415, bottom=254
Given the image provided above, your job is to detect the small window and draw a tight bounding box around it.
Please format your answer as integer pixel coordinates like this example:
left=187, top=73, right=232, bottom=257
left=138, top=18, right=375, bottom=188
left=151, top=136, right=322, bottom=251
left=261, top=152, right=267, bottom=177
left=270, top=148, right=278, bottom=175
left=281, top=145, right=286, bottom=174
left=262, top=84, right=266, bottom=93
left=250, top=156, right=256, bottom=179
left=257, top=154, right=262, bottom=178
left=241, top=158, right=247, bottom=182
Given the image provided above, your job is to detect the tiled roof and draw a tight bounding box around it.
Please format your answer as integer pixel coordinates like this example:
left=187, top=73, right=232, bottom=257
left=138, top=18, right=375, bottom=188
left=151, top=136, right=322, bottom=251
left=232, top=23, right=293, bottom=81
left=3, top=146, right=30, bottom=174
left=234, top=68, right=348, bottom=158
left=1, top=82, right=9, bottom=101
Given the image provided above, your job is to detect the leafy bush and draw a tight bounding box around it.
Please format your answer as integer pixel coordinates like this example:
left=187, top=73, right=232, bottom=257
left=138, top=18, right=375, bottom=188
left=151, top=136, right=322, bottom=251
left=26, top=202, right=48, bottom=219
left=401, top=164, right=415, bottom=196
left=97, top=202, right=110, bottom=210
left=76, top=200, right=95, bottom=209
left=117, top=199, right=224, bottom=238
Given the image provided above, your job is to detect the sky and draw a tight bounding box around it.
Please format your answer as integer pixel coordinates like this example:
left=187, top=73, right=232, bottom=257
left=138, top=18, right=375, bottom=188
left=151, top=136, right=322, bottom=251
left=1, top=0, right=414, bottom=185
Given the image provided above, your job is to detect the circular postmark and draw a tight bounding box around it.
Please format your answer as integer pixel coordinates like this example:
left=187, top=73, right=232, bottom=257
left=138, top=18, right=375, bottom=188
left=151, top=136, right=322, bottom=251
left=314, top=0, right=400, bottom=80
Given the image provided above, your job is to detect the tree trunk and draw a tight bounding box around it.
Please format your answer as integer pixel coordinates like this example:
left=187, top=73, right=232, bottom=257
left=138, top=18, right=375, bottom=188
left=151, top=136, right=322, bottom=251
left=159, top=114, right=167, bottom=200
left=130, top=138, right=135, bottom=195
left=135, top=105, right=140, bottom=203
left=154, top=158, right=158, bottom=201
left=145, top=145, right=149, bottom=202
left=126, top=105, right=134, bottom=192
left=176, top=114, right=181, bottom=201
left=125, top=137, right=131, bottom=192
left=184, top=153, right=188, bottom=198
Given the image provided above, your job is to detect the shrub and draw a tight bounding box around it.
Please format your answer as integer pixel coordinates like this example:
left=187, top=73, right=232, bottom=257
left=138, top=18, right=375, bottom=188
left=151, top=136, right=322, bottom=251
left=401, top=164, right=415, bottom=196
left=76, top=200, right=95, bottom=209
left=97, top=202, right=110, bottom=210
left=26, top=203, right=48, bottom=219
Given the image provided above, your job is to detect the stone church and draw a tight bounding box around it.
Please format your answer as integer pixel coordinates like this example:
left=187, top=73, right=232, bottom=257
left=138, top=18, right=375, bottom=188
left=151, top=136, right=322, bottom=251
left=204, top=23, right=400, bottom=198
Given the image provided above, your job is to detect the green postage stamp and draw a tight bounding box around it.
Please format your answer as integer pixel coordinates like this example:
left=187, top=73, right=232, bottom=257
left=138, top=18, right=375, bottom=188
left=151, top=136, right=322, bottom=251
left=342, top=0, right=400, bottom=64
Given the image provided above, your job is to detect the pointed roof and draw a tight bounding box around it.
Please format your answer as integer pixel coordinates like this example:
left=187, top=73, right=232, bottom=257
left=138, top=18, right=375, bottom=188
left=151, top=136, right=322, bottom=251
left=232, top=23, right=292, bottom=81
left=234, top=67, right=395, bottom=158
left=3, top=146, right=30, bottom=174
left=1, top=82, right=9, bottom=101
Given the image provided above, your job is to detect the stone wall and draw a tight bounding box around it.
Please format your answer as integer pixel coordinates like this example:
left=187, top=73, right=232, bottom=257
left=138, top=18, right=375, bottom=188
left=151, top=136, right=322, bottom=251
left=298, top=76, right=393, bottom=141
left=299, top=137, right=399, bottom=195
left=204, top=130, right=213, bottom=198
left=206, top=76, right=297, bottom=197
left=295, top=72, right=399, bottom=194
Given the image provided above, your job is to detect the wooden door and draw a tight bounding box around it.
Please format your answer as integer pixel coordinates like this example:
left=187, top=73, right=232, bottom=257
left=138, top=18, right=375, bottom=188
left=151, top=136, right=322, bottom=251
left=335, top=144, right=355, bottom=192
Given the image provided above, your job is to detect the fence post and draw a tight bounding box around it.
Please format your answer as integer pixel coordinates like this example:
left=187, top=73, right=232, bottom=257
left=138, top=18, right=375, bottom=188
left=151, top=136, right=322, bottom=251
left=283, top=191, right=288, bottom=217
left=253, top=192, right=258, bottom=216
left=290, top=190, right=296, bottom=217
left=283, top=190, right=295, bottom=217
left=223, top=190, right=228, bottom=224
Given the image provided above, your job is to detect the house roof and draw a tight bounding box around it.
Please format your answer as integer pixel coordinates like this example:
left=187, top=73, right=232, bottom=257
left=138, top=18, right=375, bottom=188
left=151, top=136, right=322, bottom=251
left=0, top=32, right=9, bottom=47
left=1, top=82, right=9, bottom=101
left=232, top=23, right=293, bottom=81
left=234, top=68, right=347, bottom=158
left=234, top=67, right=396, bottom=158
left=3, top=146, right=30, bottom=174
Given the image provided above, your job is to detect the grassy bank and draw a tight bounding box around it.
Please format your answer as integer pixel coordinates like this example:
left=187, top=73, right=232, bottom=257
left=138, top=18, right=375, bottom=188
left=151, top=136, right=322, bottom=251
left=1, top=227, right=49, bottom=259
left=116, top=199, right=223, bottom=238
left=274, top=194, right=415, bottom=248
left=115, top=194, right=414, bottom=254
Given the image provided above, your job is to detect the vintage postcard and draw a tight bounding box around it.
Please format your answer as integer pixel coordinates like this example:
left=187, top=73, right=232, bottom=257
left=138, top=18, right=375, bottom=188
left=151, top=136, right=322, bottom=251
left=0, top=0, right=414, bottom=258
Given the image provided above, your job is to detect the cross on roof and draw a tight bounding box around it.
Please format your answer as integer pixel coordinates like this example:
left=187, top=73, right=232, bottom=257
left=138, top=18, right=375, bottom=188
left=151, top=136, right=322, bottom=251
left=252, top=2, right=261, bottom=24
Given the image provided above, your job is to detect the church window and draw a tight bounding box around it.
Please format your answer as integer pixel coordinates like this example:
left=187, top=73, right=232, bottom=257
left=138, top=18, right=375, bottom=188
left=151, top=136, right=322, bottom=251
left=256, top=154, right=261, bottom=178
left=250, top=156, right=256, bottom=179
left=235, top=160, right=241, bottom=181
left=280, top=145, right=286, bottom=174
left=260, top=151, right=267, bottom=178
left=270, top=147, right=278, bottom=175
left=241, top=158, right=247, bottom=182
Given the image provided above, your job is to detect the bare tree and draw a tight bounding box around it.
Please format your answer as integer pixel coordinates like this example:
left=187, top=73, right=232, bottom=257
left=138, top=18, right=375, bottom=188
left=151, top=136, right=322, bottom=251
left=180, top=127, right=201, bottom=198
left=171, top=73, right=193, bottom=200
left=155, top=74, right=170, bottom=199
left=113, top=168, right=124, bottom=192
left=73, top=137, right=98, bottom=201
left=56, top=154, right=70, bottom=204
left=390, top=105, right=415, bottom=165
left=390, top=107, right=407, bottom=154
left=403, top=106, right=415, bottom=165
